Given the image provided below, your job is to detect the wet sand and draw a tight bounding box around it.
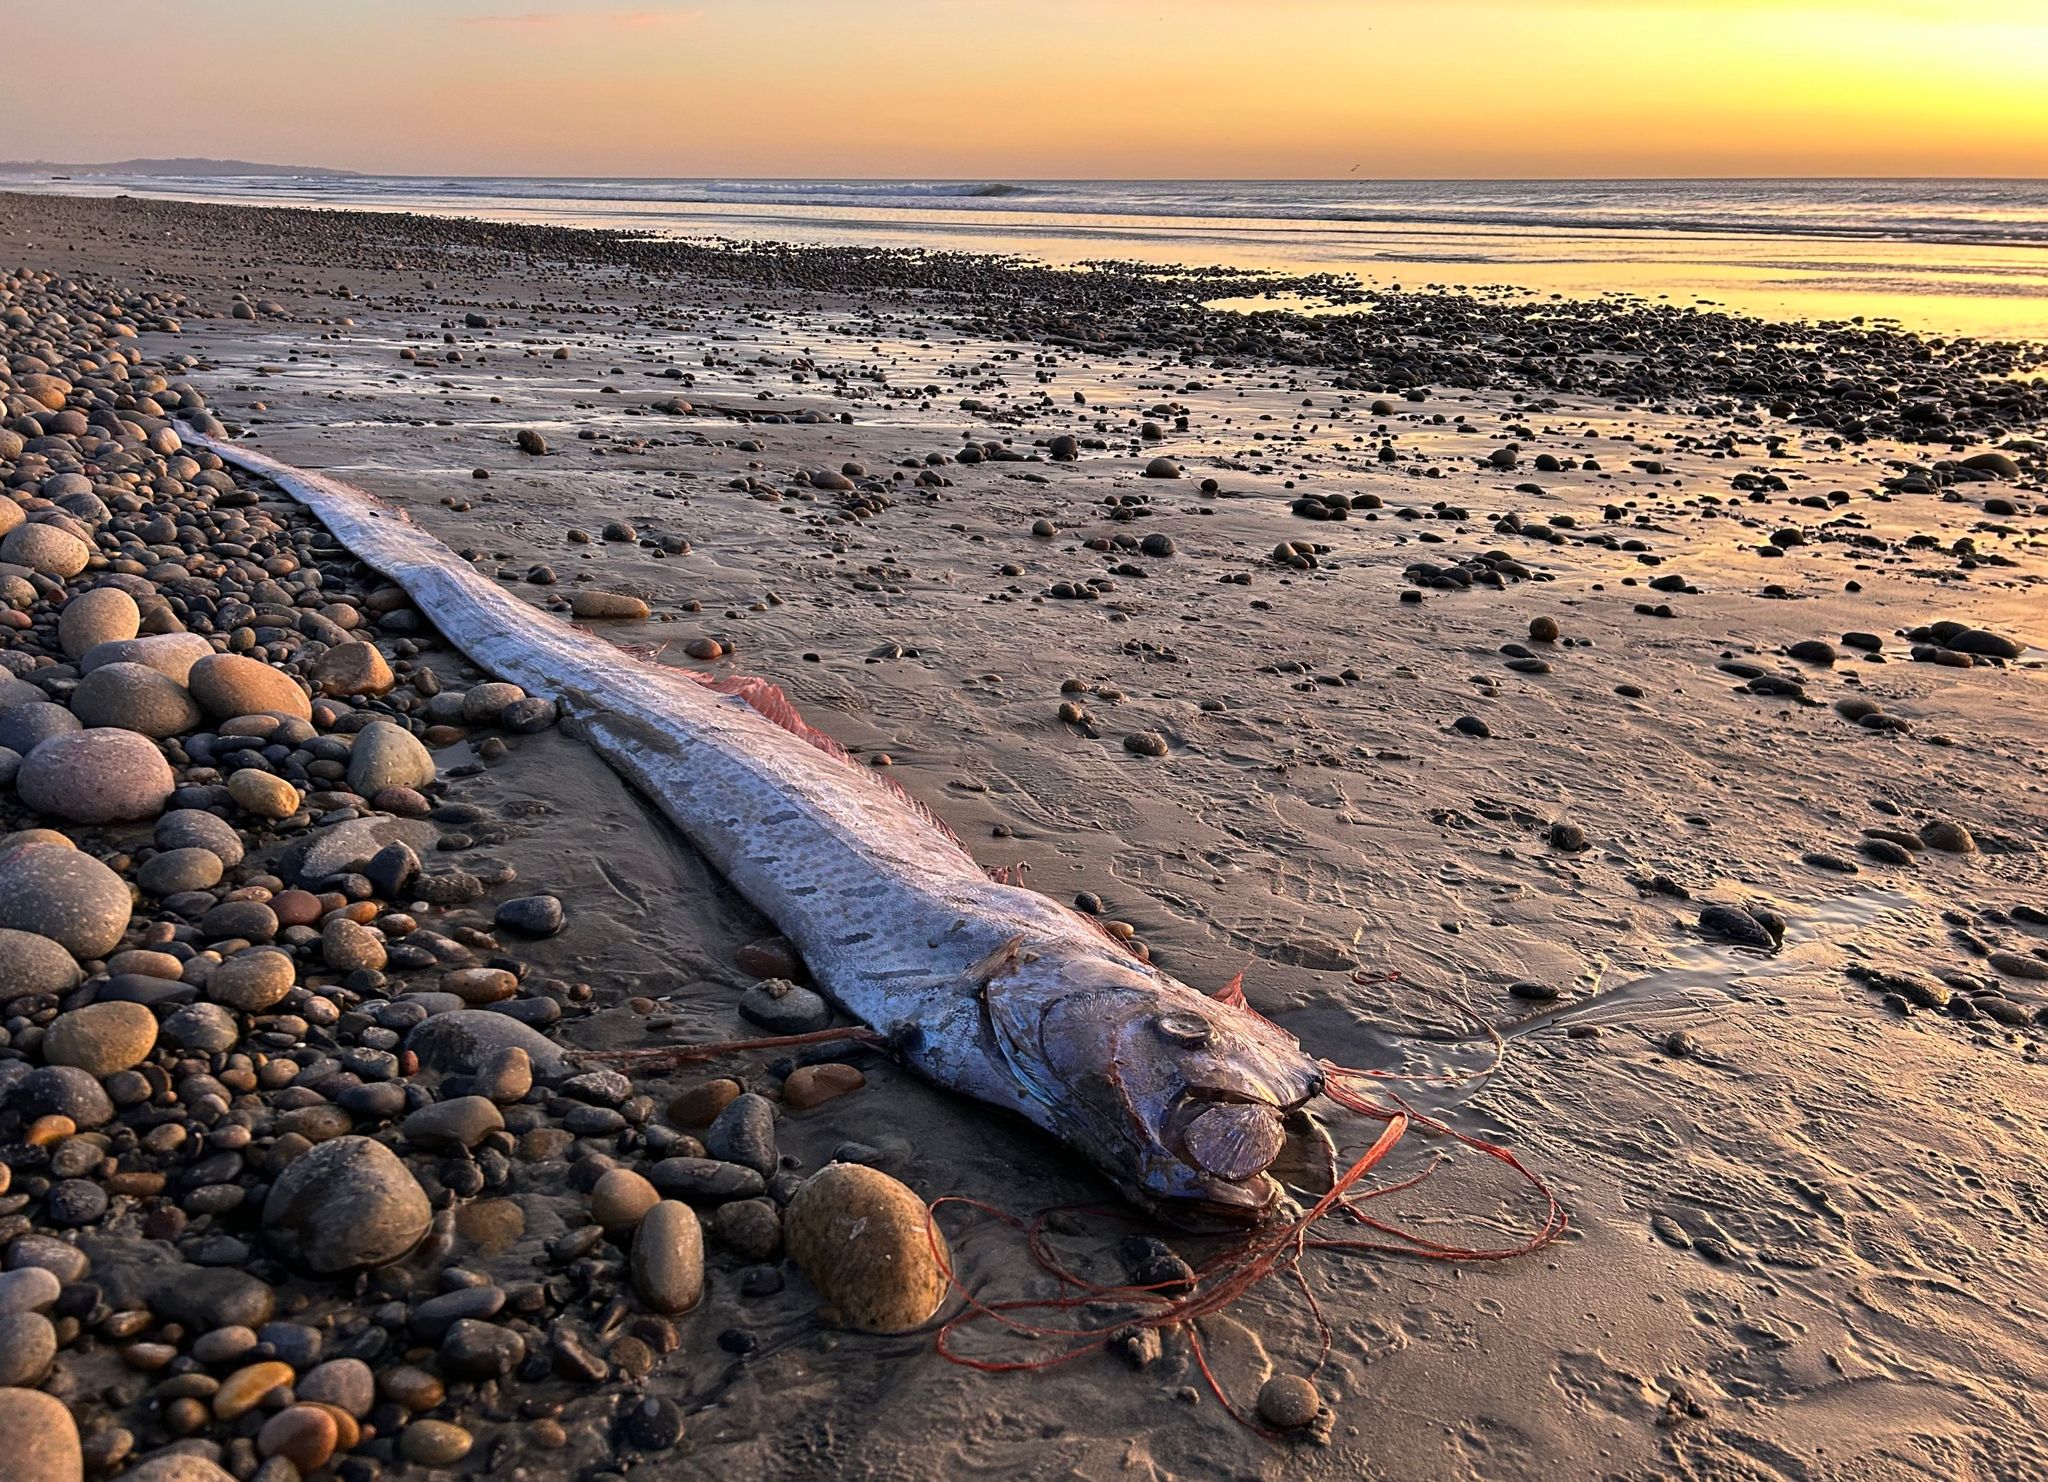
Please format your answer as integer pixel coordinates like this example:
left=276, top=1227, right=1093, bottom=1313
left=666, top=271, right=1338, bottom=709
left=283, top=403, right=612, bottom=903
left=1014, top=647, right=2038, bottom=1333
left=4, top=190, right=2046, bottom=1481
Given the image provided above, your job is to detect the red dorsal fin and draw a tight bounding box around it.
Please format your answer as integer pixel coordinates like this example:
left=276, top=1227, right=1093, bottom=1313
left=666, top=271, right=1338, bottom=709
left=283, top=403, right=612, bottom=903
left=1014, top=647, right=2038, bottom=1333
left=684, top=671, right=967, bottom=850
left=1213, top=971, right=1246, bottom=1008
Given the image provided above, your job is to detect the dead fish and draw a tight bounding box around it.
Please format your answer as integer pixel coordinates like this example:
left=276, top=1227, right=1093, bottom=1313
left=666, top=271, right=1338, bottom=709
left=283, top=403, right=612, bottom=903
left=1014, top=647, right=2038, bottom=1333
left=192, top=434, right=1324, bottom=1227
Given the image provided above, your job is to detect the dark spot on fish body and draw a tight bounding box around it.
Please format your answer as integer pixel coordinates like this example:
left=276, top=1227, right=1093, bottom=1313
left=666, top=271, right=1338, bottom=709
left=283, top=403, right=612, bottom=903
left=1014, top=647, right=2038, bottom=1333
left=840, top=930, right=874, bottom=945
left=763, top=809, right=801, bottom=825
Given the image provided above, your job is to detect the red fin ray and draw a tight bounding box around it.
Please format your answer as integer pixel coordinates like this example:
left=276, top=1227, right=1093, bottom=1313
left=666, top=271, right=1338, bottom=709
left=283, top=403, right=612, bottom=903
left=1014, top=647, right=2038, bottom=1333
left=681, top=670, right=966, bottom=850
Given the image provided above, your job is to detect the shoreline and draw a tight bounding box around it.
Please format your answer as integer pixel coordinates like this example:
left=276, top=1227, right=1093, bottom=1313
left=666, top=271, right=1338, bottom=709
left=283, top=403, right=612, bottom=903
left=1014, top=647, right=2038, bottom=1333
left=2, top=189, right=2046, bottom=1481
left=11, top=176, right=2048, bottom=342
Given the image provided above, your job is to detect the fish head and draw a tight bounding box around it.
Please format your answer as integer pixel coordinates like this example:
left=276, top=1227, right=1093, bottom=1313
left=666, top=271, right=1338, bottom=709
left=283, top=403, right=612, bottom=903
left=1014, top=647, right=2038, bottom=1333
left=980, top=943, right=1322, bottom=1228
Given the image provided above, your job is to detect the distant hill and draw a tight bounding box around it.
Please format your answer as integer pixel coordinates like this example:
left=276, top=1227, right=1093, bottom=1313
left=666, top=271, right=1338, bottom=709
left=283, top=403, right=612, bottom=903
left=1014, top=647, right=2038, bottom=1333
left=0, top=157, right=354, bottom=178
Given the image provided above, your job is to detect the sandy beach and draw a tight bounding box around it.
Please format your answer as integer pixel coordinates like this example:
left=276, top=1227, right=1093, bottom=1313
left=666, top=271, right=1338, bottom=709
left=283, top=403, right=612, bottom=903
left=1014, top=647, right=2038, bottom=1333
left=1, top=189, right=2045, bottom=1481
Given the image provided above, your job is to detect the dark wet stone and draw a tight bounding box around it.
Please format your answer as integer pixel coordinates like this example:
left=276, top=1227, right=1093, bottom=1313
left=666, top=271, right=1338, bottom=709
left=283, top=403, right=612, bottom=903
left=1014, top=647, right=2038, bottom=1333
left=405, top=1011, right=569, bottom=1080
left=10, top=1066, right=114, bottom=1128
left=439, top=1317, right=524, bottom=1379
left=737, top=979, right=829, bottom=1035
left=363, top=842, right=421, bottom=900
left=263, top=1136, right=433, bottom=1274
left=647, top=1158, right=765, bottom=1205
left=1118, top=1235, right=1195, bottom=1294
left=1698, top=905, right=1777, bottom=950
left=704, top=1093, right=778, bottom=1175
left=622, top=1396, right=685, bottom=1451
left=494, top=896, right=564, bottom=937
left=278, top=817, right=440, bottom=888
left=148, top=1267, right=278, bottom=1331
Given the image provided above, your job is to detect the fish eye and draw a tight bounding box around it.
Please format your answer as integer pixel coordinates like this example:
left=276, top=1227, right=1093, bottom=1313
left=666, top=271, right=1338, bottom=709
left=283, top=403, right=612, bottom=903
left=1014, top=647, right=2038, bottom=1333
left=1153, top=1013, right=1212, bottom=1047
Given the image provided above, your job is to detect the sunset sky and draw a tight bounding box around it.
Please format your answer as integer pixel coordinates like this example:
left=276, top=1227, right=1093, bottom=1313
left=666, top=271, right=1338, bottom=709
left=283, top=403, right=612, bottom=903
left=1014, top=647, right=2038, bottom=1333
left=9, top=0, right=2046, bottom=178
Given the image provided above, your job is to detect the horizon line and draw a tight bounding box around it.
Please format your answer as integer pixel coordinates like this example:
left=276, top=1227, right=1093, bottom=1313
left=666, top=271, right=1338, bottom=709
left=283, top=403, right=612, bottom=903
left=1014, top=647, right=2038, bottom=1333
left=5, top=163, right=2048, bottom=187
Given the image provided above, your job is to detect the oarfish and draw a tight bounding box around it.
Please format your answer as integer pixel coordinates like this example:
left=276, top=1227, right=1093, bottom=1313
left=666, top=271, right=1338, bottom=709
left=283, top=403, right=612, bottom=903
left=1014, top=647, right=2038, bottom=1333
left=191, top=435, right=1325, bottom=1227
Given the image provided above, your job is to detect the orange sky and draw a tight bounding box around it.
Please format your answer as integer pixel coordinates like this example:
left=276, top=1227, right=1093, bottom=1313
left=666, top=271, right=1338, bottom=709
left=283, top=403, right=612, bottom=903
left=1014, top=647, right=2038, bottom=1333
left=8, top=0, right=2046, bottom=177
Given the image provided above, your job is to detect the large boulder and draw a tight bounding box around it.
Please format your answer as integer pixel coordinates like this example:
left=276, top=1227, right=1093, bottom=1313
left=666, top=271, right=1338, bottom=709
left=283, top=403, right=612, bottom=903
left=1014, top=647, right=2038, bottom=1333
left=1, top=523, right=90, bottom=578
left=783, top=1164, right=950, bottom=1333
left=186, top=653, right=311, bottom=721
left=0, top=926, right=83, bottom=1001
left=17, top=729, right=176, bottom=823
left=308, top=641, right=394, bottom=697
left=0, top=844, right=131, bottom=958
left=346, top=720, right=435, bottom=794
left=405, top=1010, right=569, bottom=1080
left=57, top=587, right=140, bottom=659
left=0, top=1388, right=80, bottom=1482
left=68, top=663, right=201, bottom=738
left=275, top=816, right=438, bottom=889
left=80, top=632, right=215, bottom=684
left=263, top=1136, right=432, bottom=1274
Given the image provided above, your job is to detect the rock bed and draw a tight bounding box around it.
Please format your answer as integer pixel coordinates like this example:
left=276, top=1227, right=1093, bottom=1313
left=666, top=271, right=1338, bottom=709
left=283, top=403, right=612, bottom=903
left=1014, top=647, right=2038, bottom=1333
left=7, top=190, right=2044, bottom=446
left=0, top=268, right=944, bottom=1480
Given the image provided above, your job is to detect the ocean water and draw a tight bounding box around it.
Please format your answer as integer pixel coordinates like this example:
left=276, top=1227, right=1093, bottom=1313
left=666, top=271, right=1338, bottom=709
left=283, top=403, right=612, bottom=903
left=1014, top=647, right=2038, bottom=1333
left=10, top=172, right=2048, bottom=341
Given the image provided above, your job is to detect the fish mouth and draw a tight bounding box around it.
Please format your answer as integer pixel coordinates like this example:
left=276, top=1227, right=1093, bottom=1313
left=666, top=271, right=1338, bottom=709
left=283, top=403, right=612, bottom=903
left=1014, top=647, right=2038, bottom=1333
left=1141, top=1089, right=1297, bottom=1228
left=1150, top=1171, right=1289, bottom=1231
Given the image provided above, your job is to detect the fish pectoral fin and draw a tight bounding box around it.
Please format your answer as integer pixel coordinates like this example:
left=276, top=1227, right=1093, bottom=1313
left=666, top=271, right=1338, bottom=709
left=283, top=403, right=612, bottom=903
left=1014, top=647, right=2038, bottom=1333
left=967, top=933, right=1031, bottom=986
left=1212, top=971, right=1246, bottom=1008
left=979, top=977, right=1060, bottom=1110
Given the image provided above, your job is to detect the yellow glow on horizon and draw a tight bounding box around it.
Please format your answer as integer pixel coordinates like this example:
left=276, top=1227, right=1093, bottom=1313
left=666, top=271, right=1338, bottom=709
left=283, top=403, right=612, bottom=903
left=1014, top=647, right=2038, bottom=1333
left=8, top=0, right=2046, bottom=177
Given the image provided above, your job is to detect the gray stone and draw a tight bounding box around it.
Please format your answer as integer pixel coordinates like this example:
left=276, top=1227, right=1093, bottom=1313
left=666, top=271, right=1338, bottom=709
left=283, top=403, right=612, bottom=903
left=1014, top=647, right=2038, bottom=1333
left=263, top=1135, right=432, bottom=1274
left=80, top=632, right=216, bottom=684
left=147, top=1267, right=277, bottom=1331
left=704, top=1093, right=778, bottom=1174
left=0, top=926, right=83, bottom=1001
left=161, top=1002, right=239, bottom=1054
left=137, top=847, right=225, bottom=896
left=155, top=809, right=246, bottom=868
left=18, top=729, right=176, bottom=824
left=405, top=1010, right=569, bottom=1080
left=738, top=978, right=830, bottom=1034
left=296, top=1357, right=375, bottom=1418
left=1, top=522, right=90, bottom=578
left=0, top=1265, right=62, bottom=1315
left=494, top=895, right=564, bottom=937
left=118, top=1454, right=238, bottom=1482
left=346, top=720, right=435, bottom=795
left=460, top=682, right=525, bottom=724
left=0, top=1308, right=57, bottom=1385
left=0, top=702, right=81, bottom=755
left=58, top=586, right=140, bottom=659
left=0, top=844, right=131, bottom=959
left=9, top=1066, right=114, bottom=1127
left=647, top=1157, right=765, bottom=1204
left=437, top=1316, right=524, bottom=1379
left=276, top=816, right=439, bottom=888
left=401, top=1095, right=504, bottom=1150
left=69, top=662, right=201, bottom=738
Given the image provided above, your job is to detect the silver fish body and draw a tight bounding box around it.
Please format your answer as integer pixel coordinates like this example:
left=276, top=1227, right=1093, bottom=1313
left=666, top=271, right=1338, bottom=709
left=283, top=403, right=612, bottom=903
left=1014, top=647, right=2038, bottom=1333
left=194, top=435, right=1324, bottom=1225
